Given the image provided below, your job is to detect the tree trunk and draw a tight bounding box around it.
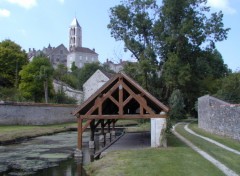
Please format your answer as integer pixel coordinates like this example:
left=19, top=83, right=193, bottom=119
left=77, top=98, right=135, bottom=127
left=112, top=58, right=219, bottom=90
left=44, top=81, right=48, bottom=103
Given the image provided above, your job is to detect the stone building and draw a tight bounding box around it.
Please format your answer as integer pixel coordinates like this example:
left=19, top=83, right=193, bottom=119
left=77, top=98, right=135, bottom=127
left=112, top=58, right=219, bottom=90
left=28, top=17, right=98, bottom=70
left=28, top=44, right=69, bottom=68
left=104, top=59, right=129, bottom=73
left=83, top=69, right=113, bottom=101
left=67, top=18, right=99, bottom=70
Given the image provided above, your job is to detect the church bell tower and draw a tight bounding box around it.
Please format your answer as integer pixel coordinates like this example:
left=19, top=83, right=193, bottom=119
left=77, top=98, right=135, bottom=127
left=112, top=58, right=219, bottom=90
left=69, top=18, right=82, bottom=52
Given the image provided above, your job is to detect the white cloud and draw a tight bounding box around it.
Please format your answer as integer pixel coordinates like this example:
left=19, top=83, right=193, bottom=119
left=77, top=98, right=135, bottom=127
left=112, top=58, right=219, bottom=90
left=208, top=0, right=236, bottom=14
left=0, top=9, right=10, bottom=17
left=6, top=0, right=37, bottom=9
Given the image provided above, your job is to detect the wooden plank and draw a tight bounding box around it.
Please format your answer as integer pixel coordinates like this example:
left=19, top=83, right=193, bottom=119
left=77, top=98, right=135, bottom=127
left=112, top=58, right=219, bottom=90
left=81, top=114, right=167, bottom=119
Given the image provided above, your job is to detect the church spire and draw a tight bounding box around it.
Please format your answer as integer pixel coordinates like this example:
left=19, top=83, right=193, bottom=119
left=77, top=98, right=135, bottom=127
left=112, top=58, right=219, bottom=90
left=69, top=17, right=82, bottom=51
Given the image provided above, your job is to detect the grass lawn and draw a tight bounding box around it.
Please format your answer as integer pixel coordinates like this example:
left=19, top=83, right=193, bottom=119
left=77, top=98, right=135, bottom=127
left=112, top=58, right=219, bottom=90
left=124, top=122, right=151, bottom=132
left=176, top=123, right=240, bottom=174
left=189, top=122, right=240, bottom=151
left=85, top=133, right=225, bottom=176
left=115, top=120, right=139, bottom=127
left=0, top=123, right=77, bottom=144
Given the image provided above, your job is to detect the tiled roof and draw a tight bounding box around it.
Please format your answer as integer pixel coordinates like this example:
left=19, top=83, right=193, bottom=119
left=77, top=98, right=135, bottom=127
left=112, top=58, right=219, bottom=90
left=71, top=47, right=98, bottom=55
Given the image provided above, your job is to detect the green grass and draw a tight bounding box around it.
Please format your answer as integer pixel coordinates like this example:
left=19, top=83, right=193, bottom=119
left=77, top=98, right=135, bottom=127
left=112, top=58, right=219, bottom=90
left=0, top=123, right=77, bottom=143
left=176, top=124, right=240, bottom=174
left=115, top=120, right=139, bottom=127
left=124, top=122, right=151, bottom=132
left=85, top=134, right=225, bottom=176
left=189, top=122, right=240, bottom=151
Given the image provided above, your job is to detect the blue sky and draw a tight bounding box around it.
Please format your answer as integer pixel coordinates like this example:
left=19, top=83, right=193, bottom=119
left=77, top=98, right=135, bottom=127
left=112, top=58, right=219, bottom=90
left=0, top=0, right=239, bottom=71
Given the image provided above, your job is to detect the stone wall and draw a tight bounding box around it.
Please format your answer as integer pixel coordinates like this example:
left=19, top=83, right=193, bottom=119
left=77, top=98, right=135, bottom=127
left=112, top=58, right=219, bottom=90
left=53, top=80, right=83, bottom=104
left=198, top=95, right=240, bottom=141
left=0, top=102, right=78, bottom=125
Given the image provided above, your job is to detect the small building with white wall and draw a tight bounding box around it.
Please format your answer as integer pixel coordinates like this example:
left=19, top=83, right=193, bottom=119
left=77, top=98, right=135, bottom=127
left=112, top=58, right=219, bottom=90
left=83, top=69, right=113, bottom=101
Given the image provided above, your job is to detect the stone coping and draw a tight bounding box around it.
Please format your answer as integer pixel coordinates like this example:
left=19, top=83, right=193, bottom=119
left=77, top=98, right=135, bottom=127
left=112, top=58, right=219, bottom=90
left=0, top=102, right=78, bottom=108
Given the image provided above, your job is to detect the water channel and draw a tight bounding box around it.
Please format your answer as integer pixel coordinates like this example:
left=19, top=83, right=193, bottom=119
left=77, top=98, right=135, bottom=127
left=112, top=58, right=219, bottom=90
left=0, top=130, right=121, bottom=176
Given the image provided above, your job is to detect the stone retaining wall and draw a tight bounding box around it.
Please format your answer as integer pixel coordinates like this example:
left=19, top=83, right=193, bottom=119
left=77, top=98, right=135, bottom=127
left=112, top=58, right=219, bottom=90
left=0, top=102, right=78, bottom=125
left=198, top=95, right=240, bottom=141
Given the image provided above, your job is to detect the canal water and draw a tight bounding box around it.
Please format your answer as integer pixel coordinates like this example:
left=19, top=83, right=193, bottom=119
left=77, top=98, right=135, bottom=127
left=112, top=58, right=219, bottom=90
left=0, top=130, right=119, bottom=176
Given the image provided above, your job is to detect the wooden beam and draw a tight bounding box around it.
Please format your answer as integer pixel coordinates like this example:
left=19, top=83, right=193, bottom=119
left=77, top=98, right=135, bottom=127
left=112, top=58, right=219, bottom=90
left=77, top=116, right=83, bottom=150
left=119, top=81, right=123, bottom=116
left=94, top=119, right=102, bottom=129
left=82, top=119, right=92, bottom=132
left=109, top=95, right=119, bottom=107
left=81, top=114, right=167, bottom=119
left=122, top=82, right=155, bottom=115
left=123, top=95, right=133, bottom=107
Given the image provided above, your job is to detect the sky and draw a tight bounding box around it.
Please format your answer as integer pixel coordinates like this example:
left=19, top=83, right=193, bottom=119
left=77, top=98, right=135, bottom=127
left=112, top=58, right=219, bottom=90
left=0, top=0, right=239, bottom=71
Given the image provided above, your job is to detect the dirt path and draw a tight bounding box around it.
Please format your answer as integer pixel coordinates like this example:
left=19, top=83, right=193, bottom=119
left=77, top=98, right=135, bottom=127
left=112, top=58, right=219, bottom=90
left=185, top=123, right=240, bottom=155
left=104, top=132, right=150, bottom=152
left=172, top=124, right=238, bottom=176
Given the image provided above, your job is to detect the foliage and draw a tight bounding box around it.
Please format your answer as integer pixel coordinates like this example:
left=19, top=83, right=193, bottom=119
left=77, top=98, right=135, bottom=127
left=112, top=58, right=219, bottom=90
left=0, top=39, right=28, bottom=87
left=52, top=90, right=77, bottom=104
left=215, top=72, right=240, bottom=103
left=168, top=89, right=186, bottom=119
left=0, top=87, right=25, bottom=102
left=19, top=56, right=54, bottom=102
left=109, top=0, right=230, bottom=114
left=53, top=64, right=68, bottom=81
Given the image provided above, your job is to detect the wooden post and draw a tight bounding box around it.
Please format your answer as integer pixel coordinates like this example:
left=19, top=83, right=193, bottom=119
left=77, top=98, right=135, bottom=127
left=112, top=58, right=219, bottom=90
left=107, top=120, right=111, bottom=133
left=90, top=119, right=95, bottom=141
left=101, top=120, right=104, bottom=134
left=77, top=116, right=83, bottom=150
left=112, top=120, right=116, bottom=131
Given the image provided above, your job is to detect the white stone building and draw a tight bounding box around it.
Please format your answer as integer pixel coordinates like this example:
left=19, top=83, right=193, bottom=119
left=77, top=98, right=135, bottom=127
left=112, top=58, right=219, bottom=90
left=83, top=69, right=113, bottom=101
left=67, top=18, right=99, bottom=70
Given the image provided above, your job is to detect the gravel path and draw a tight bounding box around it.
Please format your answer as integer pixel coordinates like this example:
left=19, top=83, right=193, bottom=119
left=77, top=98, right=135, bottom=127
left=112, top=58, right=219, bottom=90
left=185, top=123, right=240, bottom=155
left=172, top=124, right=238, bottom=176
left=104, top=132, right=150, bottom=152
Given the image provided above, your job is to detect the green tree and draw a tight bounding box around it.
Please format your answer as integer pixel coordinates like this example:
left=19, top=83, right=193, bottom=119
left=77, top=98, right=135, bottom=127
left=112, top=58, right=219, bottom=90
left=168, top=89, right=186, bottom=120
left=19, top=56, right=54, bottom=102
left=215, top=72, right=240, bottom=103
left=53, top=64, right=68, bottom=81
left=0, top=40, right=28, bottom=87
left=109, top=0, right=230, bottom=114
left=52, top=90, right=77, bottom=104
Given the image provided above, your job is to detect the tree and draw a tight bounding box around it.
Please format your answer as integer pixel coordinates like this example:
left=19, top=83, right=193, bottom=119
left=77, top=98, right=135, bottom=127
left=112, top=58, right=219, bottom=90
left=215, top=72, right=240, bottom=103
left=109, top=0, right=230, bottom=114
left=168, top=89, right=186, bottom=120
left=0, top=40, right=28, bottom=87
left=108, top=0, right=158, bottom=62
left=19, top=56, right=54, bottom=102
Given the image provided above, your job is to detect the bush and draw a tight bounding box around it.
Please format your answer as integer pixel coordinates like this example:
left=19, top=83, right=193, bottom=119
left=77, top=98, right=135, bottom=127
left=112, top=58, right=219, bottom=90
left=168, top=89, right=186, bottom=120
left=52, top=91, right=77, bottom=104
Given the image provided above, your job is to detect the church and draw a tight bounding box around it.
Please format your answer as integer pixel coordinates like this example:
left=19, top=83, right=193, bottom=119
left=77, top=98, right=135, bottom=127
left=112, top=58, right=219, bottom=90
left=28, top=18, right=99, bottom=70
left=67, top=18, right=99, bottom=70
